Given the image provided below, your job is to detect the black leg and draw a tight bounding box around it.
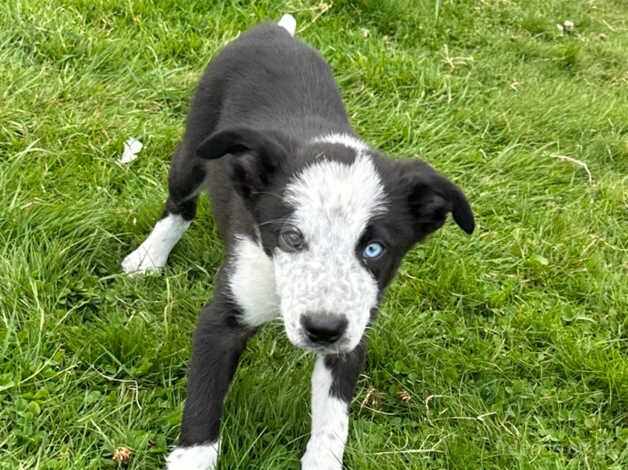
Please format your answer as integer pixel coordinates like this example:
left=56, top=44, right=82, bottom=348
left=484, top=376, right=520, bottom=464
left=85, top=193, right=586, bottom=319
left=166, top=285, right=256, bottom=469
left=301, top=341, right=366, bottom=470
left=164, top=143, right=207, bottom=221
left=122, top=143, right=207, bottom=274
left=179, top=303, right=254, bottom=445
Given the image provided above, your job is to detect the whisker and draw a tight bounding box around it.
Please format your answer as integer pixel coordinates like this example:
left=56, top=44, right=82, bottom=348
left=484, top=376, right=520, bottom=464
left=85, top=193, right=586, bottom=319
left=258, top=216, right=291, bottom=227
left=252, top=190, right=287, bottom=201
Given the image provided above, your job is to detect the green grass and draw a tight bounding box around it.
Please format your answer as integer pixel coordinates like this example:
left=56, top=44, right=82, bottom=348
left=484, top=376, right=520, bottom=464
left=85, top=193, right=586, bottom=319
left=1, top=0, right=626, bottom=468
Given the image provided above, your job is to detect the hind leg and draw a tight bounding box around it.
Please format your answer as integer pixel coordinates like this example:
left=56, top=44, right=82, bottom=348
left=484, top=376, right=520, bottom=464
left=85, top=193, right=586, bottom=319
left=122, top=144, right=206, bottom=274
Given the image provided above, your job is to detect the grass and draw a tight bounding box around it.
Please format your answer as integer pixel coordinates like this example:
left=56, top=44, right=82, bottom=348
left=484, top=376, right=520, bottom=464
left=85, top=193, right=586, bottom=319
left=0, top=0, right=626, bottom=468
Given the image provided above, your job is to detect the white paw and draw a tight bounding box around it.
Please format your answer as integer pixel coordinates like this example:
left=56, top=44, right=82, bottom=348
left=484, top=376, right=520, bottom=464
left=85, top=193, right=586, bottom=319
left=166, top=443, right=219, bottom=470
left=122, top=215, right=191, bottom=275
left=301, top=442, right=343, bottom=470
left=122, top=243, right=167, bottom=274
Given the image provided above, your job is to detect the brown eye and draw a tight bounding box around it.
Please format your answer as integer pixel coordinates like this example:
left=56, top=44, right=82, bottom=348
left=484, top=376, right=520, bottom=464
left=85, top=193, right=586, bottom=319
left=279, top=226, right=305, bottom=252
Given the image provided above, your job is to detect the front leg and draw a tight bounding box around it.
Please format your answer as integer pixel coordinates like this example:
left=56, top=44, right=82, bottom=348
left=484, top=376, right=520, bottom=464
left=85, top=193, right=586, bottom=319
left=166, top=295, right=256, bottom=470
left=301, top=342, right=366, bottom=470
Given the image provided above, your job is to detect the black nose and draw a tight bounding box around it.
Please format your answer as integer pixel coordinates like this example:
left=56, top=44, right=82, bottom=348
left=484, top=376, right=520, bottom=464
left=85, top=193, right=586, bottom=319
left=301, top=313, right=348, bottom=345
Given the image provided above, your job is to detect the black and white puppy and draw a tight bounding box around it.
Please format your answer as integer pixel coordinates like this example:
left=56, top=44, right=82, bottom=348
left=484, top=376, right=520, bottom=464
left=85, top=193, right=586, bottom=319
left=122, top=14, right=474, bottom=470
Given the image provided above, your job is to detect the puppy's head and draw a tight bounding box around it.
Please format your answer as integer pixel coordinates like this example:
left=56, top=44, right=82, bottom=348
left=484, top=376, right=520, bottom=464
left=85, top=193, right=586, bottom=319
left=198, top=128, right=474, bottom=354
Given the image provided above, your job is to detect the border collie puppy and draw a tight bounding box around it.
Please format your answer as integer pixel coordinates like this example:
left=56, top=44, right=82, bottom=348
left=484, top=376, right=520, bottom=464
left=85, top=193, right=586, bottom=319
left=122, top=14, right=474, bottom=470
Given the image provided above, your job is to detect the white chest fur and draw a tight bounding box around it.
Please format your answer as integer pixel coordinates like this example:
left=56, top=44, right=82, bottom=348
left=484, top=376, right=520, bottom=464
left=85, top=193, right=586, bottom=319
left=228, top=235, right=280, bottom=326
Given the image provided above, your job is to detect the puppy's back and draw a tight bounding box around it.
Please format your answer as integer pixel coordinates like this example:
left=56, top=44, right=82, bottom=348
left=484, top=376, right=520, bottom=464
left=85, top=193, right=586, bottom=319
left=185, top=23, right=350, bottom=146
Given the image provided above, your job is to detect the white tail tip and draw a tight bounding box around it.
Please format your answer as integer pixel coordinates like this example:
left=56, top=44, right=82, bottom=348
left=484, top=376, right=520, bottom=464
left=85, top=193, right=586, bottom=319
left=278, top=14, right=296, bottom=36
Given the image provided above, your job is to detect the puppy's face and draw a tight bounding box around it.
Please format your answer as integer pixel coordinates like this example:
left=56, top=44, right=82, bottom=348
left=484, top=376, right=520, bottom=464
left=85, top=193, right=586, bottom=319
left=269, top=148, right=387, bottom=353
left=198, top=129, right=474, bottom=354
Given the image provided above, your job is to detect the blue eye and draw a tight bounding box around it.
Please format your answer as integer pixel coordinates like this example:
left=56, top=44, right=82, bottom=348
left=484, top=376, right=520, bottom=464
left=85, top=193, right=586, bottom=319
left=363, top=241, right=384, bottom=259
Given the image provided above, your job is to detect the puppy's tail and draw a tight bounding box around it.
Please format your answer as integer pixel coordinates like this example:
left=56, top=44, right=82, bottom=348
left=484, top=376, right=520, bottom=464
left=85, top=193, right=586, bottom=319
left=278, top=14, right=296, bottom=36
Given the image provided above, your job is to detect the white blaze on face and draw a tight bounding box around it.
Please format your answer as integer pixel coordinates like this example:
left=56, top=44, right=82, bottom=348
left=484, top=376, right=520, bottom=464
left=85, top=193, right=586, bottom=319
left=274, top=153, right=387, bottom=352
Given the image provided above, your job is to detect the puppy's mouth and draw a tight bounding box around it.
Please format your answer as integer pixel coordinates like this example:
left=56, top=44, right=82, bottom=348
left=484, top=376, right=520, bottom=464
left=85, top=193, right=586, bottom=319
left=290, top=330, right=353, bottom=355
left=304, top=339, right=351, bottom=355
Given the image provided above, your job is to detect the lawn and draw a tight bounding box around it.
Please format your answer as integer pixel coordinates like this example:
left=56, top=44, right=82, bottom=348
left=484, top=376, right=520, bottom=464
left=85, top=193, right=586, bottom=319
left=0, top=0, right=626, bottom=468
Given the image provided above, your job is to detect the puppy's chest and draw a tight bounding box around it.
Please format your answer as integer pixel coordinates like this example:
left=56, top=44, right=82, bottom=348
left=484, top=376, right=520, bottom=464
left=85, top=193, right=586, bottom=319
left=228, top=236, right=279, bottom=326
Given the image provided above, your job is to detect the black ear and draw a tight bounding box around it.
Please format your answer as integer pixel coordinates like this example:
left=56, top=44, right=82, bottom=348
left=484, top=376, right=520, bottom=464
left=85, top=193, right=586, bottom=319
left=196, top=127, right=288, bottom=200
left=404, top=160, right=475, bottom=237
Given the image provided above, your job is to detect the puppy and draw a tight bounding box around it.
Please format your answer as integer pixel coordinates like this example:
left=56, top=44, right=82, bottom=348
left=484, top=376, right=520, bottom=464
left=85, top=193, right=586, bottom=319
left=122, top=14, right=474, bottom=470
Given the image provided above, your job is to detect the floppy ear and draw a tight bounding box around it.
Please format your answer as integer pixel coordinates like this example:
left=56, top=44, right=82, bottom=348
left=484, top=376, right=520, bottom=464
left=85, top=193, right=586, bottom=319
left=196, top=127, right=288, bottom=200
left=402, top=160, right=474, bottom=238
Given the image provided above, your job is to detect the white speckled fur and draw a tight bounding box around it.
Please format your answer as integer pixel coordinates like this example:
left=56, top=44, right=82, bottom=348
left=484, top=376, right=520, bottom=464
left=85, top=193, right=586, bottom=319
left=274, top=152, right=387, bottom=352
left=301, top=356, right=348, bottom=470
left=122, top=214, right=191, bottom=274
left=166, top=442, right=219, bottom=470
